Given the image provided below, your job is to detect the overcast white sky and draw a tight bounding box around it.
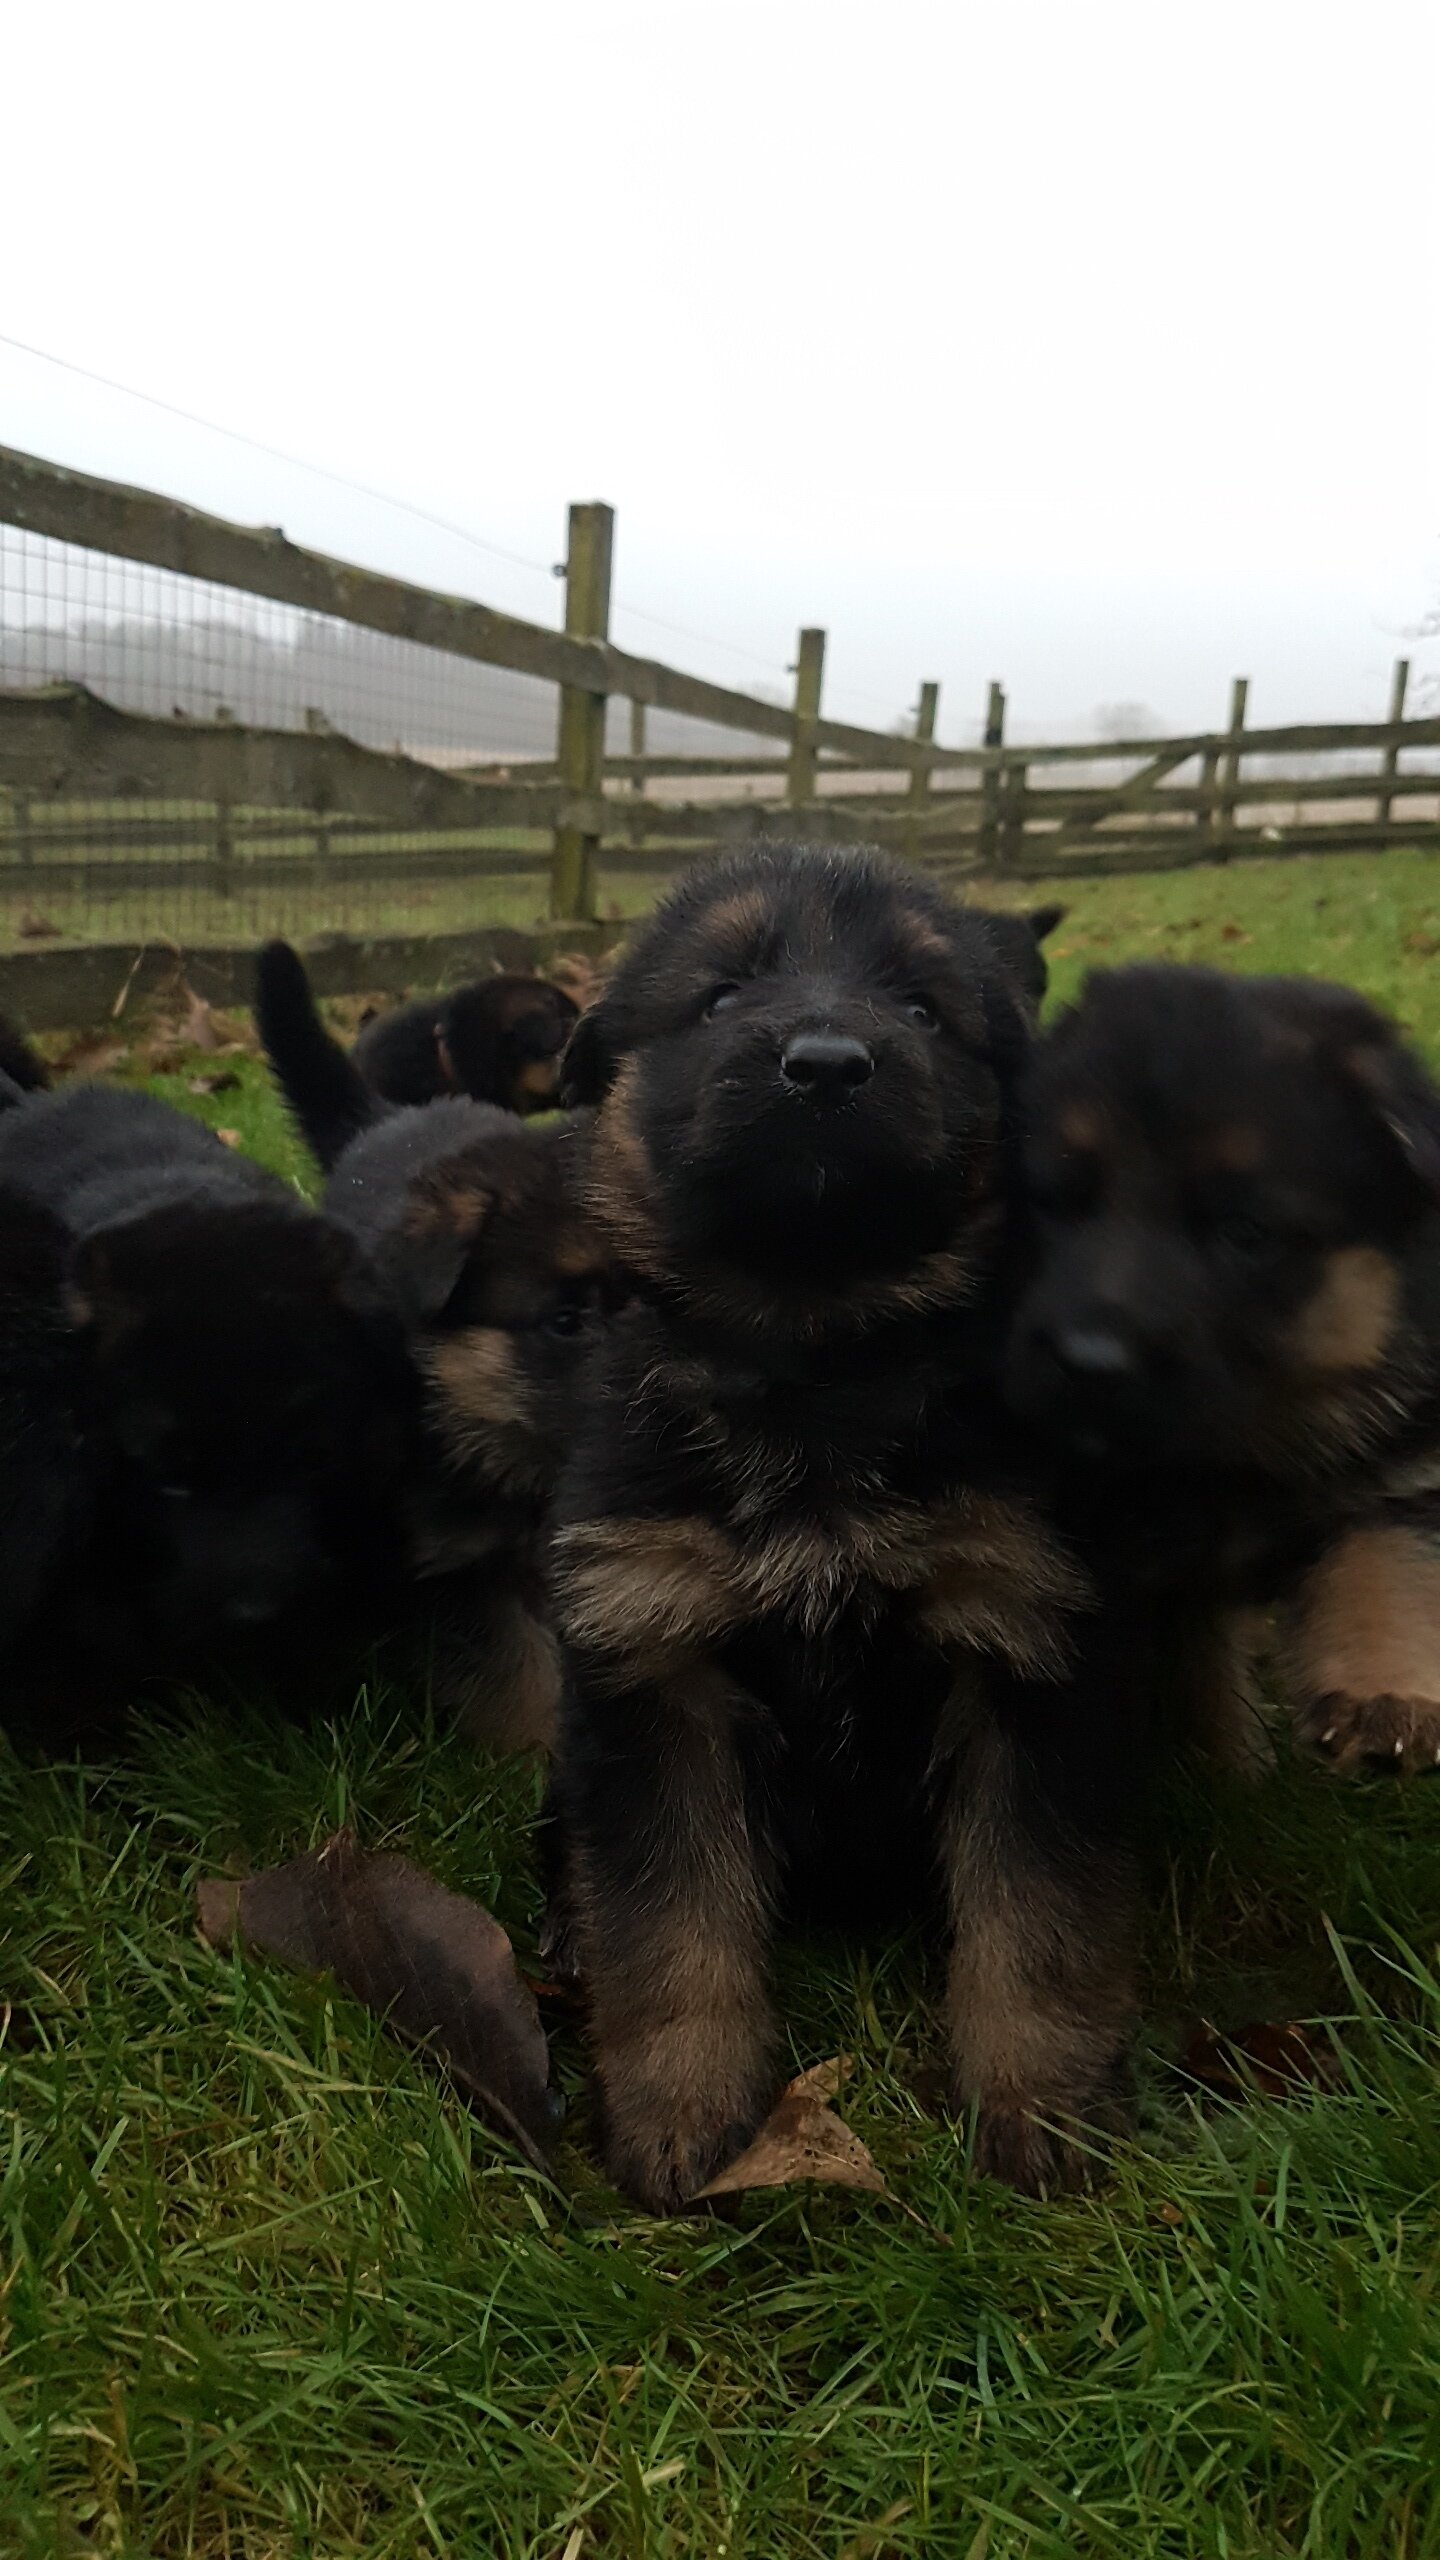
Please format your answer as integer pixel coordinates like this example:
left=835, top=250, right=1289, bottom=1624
left=2, top=0, right=1437, bottom=738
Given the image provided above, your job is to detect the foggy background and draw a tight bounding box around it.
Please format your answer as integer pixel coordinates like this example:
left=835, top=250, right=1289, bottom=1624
left=1, top=0, right=1436, bottom=745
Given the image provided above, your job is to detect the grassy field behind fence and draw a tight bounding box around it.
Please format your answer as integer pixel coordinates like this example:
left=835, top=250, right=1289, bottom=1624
left=6, top=846, right=1440, bottom=2559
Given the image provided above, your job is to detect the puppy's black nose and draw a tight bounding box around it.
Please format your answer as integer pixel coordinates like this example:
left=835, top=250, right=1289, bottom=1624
left=780, top=1031, right=875, bottom=1100
left=1049, top=1325, right=1136, bottom=1383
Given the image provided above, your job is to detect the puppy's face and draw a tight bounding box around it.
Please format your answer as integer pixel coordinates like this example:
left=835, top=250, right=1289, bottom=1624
left=562, top=846, right=1027, bottom=1330
left=444, top=979, right=580, bottom=1116
left=70, top=1204, right=413, bottom=1637
left=382, top=1121, right=617, bottom=1499
left=1006, top=965, right=1440, bottom=1469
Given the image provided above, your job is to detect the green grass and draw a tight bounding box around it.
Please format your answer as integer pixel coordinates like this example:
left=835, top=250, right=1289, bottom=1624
left=7, top=846, right=1440, bottom=2557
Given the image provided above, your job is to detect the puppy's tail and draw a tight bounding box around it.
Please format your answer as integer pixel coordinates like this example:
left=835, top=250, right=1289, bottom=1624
left=254, top=940, right=378, bottom=1169
left=0, top=1015, right=49, bottom=1100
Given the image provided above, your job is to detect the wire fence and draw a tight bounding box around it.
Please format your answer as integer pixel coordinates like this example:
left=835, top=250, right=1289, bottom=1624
left=0, top=517, right=801, bottom=957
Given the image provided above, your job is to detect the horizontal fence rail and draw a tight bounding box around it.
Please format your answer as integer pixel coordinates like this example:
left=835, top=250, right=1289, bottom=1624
left=1, top=442, right=1437, bottom=1022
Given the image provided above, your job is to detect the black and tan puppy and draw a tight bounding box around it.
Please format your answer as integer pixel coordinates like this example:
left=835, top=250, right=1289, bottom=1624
left=0, top=1084, right=414, bottom=1726
left=354, top=971, right=579, bottom=1116
left=258, top=938, right=615, bottom=1746
left=256, top=941, right=578, bottom=1166
left=323, top=1096, right=615, bottom=1748
left=1005, top=961, right=1440, bottom=1769
left=545, top=843, right=1118, bottom=2212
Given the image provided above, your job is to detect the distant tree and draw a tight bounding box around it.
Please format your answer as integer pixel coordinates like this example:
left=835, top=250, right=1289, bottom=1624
left=1093, top=701, right=1167, bottom=741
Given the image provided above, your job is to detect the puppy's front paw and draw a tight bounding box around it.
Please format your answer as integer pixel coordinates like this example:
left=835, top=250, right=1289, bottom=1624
left=956, top=2056, right=1134, bottom=2198
left=598, top=2024, right=774, bottom=2214
left=971, top=2103, right=1101, bottom=2198
left=1295, top=1688, right=1440, bottom=1776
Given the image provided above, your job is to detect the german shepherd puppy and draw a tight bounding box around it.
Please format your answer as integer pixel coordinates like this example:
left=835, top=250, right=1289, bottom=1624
left=328, top=1100, right=614, bottom=1747
left=545, top=844, right=1116, bottom=2211
left=353, top=971, right=579, bottom=1116
left=1005, top=961, right=1440, bottom=1770
left=0, top=1084, right=414, bottom=1724
left=257, top=940, right=615, bottom=1747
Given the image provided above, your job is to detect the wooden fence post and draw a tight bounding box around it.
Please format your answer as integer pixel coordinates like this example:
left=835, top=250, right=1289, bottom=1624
left=550, top=501, right=614, bottom=920
left=1377, top=657, right=1410, bottom=830
left=787, top=627, right=826, bottom=812
left=977, top=681, right=1005, bottom=868
left=904, top=680, right=939, bottom=863
left=629, top=696, right=647, bottom=847
left=1215, top=677, right=1249, bottom=857
left=1000, top=760, right=1028, bottom=871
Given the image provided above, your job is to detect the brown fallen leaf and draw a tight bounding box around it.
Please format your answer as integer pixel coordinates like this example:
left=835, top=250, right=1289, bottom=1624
left=50, top=1035, right=131, bottom=1077
left=214, top=1128, right=242, bottom=1148
left=178, top=988, right=224, bottom=1051
left=1218, top=921, right=1250, bottom=944
left=1178, top=2017, right=1339, bottom=2103
left=697, top=2057, right=887, bottom=2200
left=197, top=1826, right=559, bottom=2168
left=17, top=909, right=62, bottom=941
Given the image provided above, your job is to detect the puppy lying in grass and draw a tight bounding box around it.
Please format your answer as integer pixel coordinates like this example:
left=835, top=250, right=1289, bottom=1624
left=0, top=1071, right=414, bottom=1731
left=257, top=941, right=614, bottom=1748
left=1006, top=960, right=1440, bottom=1774
left=544, top=843, right=1118, bottom=2210
left=261, top=942, right=579, bottom=1136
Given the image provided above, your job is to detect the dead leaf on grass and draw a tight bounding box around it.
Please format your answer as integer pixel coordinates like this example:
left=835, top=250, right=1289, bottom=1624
left=186, top=1071, right=240, bottom=1096
left=214, top=1127, right=242, bottom=1148
left=696, top=2057, right=888, bottom=2200
left=178, top=989, right=222, bottom=1051
left=17, top=910, right=62, bottom=941
left=196, top=1826, right=560, bottom=2168
left=1218, top=922, right=1251, bottom=944
left=50, top=1035, right=131, bottom=1077
left=1178, top=2017, right=1339, bottom=2103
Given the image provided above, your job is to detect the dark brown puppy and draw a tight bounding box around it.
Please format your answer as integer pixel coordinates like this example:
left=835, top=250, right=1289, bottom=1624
left=353, top=973, right=579, bottom=1116
left=322, top=1097, right=616, bottom=1748
left=545, top=843, right=1123, bottom=2213
left=1005, top=961, right=1440, bottom=1769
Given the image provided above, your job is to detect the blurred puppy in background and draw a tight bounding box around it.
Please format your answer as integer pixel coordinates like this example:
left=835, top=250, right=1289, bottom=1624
left=1006, top=960, right=1440, bottom=1772
left=258, top=940, right=615, bottom=1748
left=0, top=1074, right=414, bottom=1733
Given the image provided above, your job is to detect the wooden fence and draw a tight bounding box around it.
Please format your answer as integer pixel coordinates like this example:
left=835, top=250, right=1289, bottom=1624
left=1, top=441, right=1437, bottom=1022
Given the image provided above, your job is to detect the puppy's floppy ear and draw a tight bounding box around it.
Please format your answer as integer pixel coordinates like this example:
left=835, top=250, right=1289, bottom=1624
left=559, top=995, right=622, bottom=1106
left=1028, top=902, right=1066, bottom=944
left=382, top=1166, right=495, bottom=1323
left=1343, top=1035, right=1440, bottom=1202
left=64, top=1235, right=137, bottom=1348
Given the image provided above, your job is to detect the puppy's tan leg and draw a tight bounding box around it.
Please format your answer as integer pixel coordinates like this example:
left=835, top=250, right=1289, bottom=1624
left=565, top=1664, right=778, bottom=2213
left=1174, top=1607, right=1275, bottom=1780
left=941, top=1673, right=1140, bottom=2196
left=1281, top=1518, right=1440, bottom=1775
left=427, top=1576, right=560, bottom=1754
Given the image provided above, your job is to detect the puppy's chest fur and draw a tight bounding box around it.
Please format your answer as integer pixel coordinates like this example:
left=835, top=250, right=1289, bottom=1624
left=554, top=1311, right=1087, bottom=1695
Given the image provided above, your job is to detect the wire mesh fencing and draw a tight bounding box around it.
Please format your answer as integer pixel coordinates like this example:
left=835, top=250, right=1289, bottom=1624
left=0, top=521, right=563, bottom=955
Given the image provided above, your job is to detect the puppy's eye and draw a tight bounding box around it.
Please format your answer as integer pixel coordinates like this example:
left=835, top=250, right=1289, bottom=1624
left=905, top=996, right=941, bottom=1032
left=544, top=1306, right=588, bottom=1338
left=1215, top=1214, right=1272, bottom=1257
left=705, top=983, right=742, bottom=1019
